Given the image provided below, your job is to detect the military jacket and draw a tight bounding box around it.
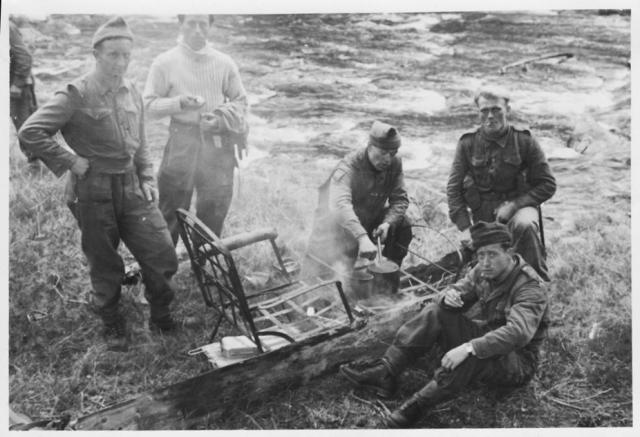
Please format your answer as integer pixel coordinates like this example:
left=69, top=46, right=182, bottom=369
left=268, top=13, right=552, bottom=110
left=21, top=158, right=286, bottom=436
left=19, top=73, right=153, bottom=182
left=439, top=254, right=549, bottom=359
left=446, top=126, right=556, bottom=230
left=315, top=148, right=409, bottom=239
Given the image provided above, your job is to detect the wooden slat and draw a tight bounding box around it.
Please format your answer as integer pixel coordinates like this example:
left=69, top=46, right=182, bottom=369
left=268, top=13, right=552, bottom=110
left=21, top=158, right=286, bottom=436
left=256, top=308, right=288, bottom=331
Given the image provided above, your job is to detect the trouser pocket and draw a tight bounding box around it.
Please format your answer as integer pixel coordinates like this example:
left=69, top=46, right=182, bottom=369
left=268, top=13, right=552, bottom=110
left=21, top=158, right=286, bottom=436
left=76, top=174, right=113, bottom=202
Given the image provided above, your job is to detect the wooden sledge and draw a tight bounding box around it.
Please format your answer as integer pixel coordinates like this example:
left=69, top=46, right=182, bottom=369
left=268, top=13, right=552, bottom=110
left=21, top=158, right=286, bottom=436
left=30, top=211, right=465, bottom=430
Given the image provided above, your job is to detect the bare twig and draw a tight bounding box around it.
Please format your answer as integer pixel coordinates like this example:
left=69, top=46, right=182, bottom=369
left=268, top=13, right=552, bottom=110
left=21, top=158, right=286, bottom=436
left=302, top=404, right=318, bottom=429
left=50, top=286, right=66, bottom=301
left=546, top=396, right=589, bottom=411
left=499, top=52, right=574, bottom=74
left=240, top=411, right=263, bottom=429
left=572, top=388, right=613, bottom=403
left=539, top=379, right=574, bottom=397
left=85, top=396, right=105, bottom=408
left=349, top=391, right=386, bottom=417
left=375, top=399, right=391, bottom=415
left=52, top=333, right=75, bottom=348
left=339, top=409, right=350, bottom=427
left=615, top=401, right=633, bottom=407
left=66, top=298, right=89, bottom=305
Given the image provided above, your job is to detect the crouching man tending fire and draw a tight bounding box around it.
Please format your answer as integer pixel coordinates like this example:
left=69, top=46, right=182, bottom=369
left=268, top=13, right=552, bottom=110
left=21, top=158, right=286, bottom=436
left=304, top=120, right=413, bottom=291
left=340, top=221, right=549, bottom=428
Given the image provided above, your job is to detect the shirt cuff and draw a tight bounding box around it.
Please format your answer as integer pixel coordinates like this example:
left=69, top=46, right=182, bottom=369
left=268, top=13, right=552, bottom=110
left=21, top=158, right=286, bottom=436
left=47, top=153, right=78, bottom=178
left=469, top=338, right=489, bottom=359
left=137, top=166, right=155, bottom=183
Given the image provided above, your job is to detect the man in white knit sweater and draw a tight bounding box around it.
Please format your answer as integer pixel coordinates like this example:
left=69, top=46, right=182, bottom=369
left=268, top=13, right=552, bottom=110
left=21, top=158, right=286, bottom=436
left=144, top=14, right=248, bottom=242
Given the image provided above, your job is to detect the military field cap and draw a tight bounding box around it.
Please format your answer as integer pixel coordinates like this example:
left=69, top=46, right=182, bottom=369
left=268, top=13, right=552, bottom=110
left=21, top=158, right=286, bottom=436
left=369, top=120, right=401, bottom=150
left=470, top=221, right=512, bottom=249
left=474, top=86, right=511, bottom=106
left=92, top=16, right=134, bottom=48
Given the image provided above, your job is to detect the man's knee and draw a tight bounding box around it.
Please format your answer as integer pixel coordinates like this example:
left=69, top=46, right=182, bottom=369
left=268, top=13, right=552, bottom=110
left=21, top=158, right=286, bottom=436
left=509, top=207, right=538, bottom=234
left=420, top=301, right=458, bottom=323
left=197, top=185, right=233, bottom=209
left=382, top=216, right=412, bottom=264
left=395, top=216, right=413, bottom=245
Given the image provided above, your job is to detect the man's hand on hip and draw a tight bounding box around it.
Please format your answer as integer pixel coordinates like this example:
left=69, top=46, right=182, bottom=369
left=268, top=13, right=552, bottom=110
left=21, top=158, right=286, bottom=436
left=357, top=235, right=377, bottom=260
left=141, top=182, right=158, bottom=203
left=70, top=156, right=89, bottom=178
left=372, top=222, right=391, bottom=242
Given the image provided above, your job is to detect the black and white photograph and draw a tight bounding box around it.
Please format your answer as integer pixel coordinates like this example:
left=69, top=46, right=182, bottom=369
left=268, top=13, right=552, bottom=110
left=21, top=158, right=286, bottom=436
left=3, top=0, right=636, bottom=431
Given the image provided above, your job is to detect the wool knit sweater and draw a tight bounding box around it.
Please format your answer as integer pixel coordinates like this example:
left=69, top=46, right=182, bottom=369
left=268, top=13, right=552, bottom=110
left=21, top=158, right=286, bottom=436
left=143, top=41, right=247, bottom=130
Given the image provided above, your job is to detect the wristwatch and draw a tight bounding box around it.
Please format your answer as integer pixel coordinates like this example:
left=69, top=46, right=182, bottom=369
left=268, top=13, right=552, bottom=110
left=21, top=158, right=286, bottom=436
left=465, top=342, right=475, bottom=356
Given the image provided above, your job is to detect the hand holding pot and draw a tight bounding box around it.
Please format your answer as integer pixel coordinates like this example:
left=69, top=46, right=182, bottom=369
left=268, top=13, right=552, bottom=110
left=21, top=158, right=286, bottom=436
left=373, top=222, right=390, bottom=243
left=357, top=235, right=377, bottom=260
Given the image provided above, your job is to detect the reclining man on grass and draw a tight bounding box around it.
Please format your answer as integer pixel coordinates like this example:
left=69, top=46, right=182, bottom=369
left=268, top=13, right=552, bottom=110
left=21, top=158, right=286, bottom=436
left=340, top=221, right=549, bottom=428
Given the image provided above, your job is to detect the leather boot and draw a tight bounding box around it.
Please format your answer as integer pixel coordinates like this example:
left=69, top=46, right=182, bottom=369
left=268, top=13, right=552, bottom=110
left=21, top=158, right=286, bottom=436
left=385, top=380, right=439, bottom=428
left=149, top=313, right=178, bottom=333
left=339, top=361, right=397, bottom=398
left=149, top=302, right=179, bottom=333
left=102, top=312, right=128, bottom=352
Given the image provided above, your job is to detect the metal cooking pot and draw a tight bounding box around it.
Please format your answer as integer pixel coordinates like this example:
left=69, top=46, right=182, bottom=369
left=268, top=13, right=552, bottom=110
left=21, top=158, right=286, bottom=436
left=354, top=237, right=401, bottom=297
left=350, top=266, right=374, bottom=300
left=367, top=237, right=400, bottom=294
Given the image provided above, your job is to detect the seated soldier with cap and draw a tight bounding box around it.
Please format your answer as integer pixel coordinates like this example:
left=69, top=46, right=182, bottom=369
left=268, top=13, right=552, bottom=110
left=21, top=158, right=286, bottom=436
left=339, top=221, right=549, bottom=428
left=447, top=88, right=556, bottom=281
left=305, top=120, right=413, bottom=286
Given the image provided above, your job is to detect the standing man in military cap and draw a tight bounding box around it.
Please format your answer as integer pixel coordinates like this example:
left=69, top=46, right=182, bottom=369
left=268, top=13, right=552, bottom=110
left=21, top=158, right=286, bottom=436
left=306, top=120, right=413, bottom=276
left=446, top=89, right=556, bottom=281
left=143, top=14, right=248, bottom=243
left=340, top=221, right=549, bottom=428
left=19, top=16, right=180, bottom=348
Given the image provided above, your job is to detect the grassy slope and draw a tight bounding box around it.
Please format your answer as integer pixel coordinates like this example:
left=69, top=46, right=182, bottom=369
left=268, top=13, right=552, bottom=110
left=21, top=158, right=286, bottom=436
left=8, top=11, right=631, bottom=428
